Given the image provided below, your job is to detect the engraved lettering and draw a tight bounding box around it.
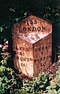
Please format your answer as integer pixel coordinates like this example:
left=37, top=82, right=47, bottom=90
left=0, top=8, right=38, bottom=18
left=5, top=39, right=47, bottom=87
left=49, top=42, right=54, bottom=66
left=45, top=46, right=47, bottom=49
left=19, top=47, right=21, bottom=50
left=16, top=56, right=19, bottom=59
left=41, top=52, right=43, bottom=54
left=26, top=58, right=29, bottom=62
left=23, top=27, right=27, bottom=31
left=30, top=58, right=33, bottom=61
left=32, top=27, right=36, bottom=31
left=20, top=57, right=23, bottom=61
left=26, top=20, right=29, bottom=25
left=39, top=58, right=42, bottom=61
left=20, top=52, right=23, bottom=55
left=30, top=20, right=33, bottom=25
left=43, top=57, right=45, bottom=60
left=38, top=47, right=41, bottom=51
left=21, top=63, right=25, bottom=67
left=37, top=26, right=41, bottom=31
left=37, top=59, right=39, bottom=62
left=26, top=48, right=29, bottom=51
left=27, top=27, right=31, bottom=31
left=34, top=59, right=36, bottom=62
left=42, top=26, right=46, bottom=30
left=23, top=58, right=26, bottom=61
left=42, top=46, right=44, bottom=50
left=34, top=20, right=37, bottom=24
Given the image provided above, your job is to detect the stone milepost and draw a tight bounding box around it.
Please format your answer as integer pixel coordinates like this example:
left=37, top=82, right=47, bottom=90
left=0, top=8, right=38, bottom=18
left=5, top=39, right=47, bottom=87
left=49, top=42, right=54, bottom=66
left=12, top=15, right=52, bottom=77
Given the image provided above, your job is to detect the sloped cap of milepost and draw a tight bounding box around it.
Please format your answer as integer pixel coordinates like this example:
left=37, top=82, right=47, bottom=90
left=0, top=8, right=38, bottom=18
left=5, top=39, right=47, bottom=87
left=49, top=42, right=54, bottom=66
left=12, top=15, right=52, bottom=43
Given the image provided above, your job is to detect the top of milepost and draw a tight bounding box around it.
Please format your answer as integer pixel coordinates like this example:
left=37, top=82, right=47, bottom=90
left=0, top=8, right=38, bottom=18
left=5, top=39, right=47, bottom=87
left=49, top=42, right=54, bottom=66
left=12, top=15, right=52, bottom=43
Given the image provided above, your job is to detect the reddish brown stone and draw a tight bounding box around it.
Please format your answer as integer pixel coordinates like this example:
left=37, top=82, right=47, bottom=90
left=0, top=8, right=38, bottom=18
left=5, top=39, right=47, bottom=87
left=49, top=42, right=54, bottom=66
left=12, top=15, right=52, bottom=77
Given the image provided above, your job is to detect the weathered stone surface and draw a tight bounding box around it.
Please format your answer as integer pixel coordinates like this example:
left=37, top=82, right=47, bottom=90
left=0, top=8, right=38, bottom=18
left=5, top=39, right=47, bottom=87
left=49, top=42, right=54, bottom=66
left=12, top=15, right=52, bottom=77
